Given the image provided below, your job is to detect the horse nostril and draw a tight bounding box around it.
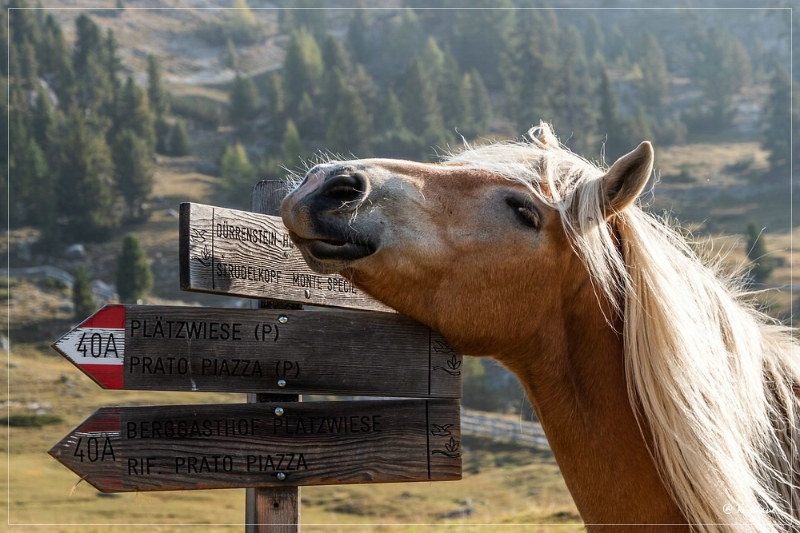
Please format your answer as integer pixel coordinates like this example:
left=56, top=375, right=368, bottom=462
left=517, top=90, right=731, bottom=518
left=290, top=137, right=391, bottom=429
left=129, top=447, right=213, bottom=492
left=319, top=173, right=366, bottom=206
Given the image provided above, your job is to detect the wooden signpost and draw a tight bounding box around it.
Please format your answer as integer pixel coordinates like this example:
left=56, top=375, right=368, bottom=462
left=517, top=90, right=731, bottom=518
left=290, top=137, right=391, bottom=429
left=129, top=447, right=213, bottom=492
left=52, top=304, right=462, bottom=397
left=48, top=400, right=461, bottom=492
left=50, top=182, right=462, bottom=533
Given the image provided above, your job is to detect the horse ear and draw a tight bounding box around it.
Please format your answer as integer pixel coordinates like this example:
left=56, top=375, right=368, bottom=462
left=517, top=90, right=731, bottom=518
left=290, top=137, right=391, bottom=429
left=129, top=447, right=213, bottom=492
left=601, top=141, right=653, bottom=217
left=529, top=122, right=559, bottom=148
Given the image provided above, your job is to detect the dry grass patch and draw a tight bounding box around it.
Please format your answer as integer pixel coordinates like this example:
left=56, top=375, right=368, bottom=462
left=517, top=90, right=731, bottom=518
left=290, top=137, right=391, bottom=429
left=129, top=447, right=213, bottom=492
left=654, top=141, right=767, bottom=183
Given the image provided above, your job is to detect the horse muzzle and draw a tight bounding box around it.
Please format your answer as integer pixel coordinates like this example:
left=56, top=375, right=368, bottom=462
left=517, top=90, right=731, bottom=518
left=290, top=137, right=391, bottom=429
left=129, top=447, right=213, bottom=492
left=280, top=165, right=379, bottom=273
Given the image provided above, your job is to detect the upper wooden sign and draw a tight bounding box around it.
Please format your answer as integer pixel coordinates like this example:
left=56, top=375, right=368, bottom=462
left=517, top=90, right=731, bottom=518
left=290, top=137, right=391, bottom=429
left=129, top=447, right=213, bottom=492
left=179, top=202, right=393, bottom=312
left=51, top=305, right=462, bottom=398
left=48, top=399, right=462, bottom=492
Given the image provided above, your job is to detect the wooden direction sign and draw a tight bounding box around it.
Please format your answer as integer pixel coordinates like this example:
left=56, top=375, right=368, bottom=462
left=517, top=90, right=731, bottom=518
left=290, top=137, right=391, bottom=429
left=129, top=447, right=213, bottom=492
left=179, top=202, right=393, bottom=312
left=52, top=304, right=462, bottom=398
left=48, top=399, right=461, bottom=492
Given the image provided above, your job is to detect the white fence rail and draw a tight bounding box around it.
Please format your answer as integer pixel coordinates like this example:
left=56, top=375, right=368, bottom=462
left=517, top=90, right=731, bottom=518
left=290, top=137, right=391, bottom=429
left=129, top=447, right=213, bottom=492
left=461, top=409, right=549, bottom=448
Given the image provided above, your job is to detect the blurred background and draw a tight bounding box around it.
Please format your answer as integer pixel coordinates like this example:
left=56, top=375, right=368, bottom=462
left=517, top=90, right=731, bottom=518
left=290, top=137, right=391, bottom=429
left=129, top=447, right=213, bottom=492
left=2, top=1, right=795, bottom=531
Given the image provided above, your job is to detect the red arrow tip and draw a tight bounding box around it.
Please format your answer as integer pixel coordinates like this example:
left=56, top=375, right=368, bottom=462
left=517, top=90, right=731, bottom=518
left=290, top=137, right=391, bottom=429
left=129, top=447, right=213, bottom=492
left=80, top=305, right=125, bottom=329
left=80, top=364, right=124, bottom=389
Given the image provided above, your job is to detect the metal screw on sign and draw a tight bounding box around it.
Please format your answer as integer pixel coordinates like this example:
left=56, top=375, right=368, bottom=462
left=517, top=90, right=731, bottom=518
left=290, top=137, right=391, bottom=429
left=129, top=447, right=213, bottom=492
left=274, top=407, right=285, bottom=417
left=277, top=379, right=287, bottom=388
left=278, top=315, right=289, bottom=324
left=276, top=472, right=287, bottom=481
left=304, top=289, right=311, bottom=299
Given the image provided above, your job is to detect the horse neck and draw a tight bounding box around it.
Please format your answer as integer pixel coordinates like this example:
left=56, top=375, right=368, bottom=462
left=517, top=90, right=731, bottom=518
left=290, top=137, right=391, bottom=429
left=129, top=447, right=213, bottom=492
left=498, top=278, right=689, bottom=531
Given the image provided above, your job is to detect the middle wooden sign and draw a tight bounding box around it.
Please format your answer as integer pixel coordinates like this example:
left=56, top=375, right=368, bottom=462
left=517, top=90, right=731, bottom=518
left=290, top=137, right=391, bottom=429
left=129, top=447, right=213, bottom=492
left=52, top=305, right=462, bottom=398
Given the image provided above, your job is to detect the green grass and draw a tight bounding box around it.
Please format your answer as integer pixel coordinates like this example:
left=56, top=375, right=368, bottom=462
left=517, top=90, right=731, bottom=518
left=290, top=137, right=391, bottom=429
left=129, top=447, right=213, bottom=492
left=2, top=413, right=64, bottom=427
left=2, top=342, right=581, bottom=532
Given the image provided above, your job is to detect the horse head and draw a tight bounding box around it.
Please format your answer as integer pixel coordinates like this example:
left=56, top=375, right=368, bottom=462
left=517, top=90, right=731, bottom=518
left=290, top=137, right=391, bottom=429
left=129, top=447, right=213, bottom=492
left=281, top=134, right=652, bottom=357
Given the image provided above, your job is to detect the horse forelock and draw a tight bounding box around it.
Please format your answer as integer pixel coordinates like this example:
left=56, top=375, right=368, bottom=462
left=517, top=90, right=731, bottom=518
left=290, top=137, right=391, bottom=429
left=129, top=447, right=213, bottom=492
left=446, top=127, right=800, bottom=533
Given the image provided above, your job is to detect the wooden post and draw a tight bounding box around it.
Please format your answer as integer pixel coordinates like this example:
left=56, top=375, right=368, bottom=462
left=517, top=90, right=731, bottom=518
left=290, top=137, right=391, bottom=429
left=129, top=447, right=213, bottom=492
left=246, top=181, right=301, bottom=533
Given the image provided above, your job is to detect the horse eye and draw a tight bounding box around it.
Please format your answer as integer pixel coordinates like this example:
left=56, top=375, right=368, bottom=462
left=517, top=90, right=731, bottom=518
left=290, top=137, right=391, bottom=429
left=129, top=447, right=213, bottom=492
left=506, top=197, right=540, bottom=229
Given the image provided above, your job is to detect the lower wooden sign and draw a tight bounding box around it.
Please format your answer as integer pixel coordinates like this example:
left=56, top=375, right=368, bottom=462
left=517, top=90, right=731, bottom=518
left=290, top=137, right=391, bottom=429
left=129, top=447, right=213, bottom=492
left=48, top=399, right=461, bottom=492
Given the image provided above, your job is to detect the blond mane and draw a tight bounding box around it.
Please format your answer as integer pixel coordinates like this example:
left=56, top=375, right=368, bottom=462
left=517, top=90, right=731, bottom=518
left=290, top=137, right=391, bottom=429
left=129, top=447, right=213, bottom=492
left=447, top=123, right=799, bottom=533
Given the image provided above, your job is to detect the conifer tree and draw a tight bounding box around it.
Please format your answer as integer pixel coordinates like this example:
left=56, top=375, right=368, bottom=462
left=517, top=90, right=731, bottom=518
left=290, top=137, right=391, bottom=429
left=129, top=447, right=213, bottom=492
left=321, top=36, right=352, bottom=95
left=606, top=24, right=630, bottom=68
left=9, top=84, right=30, bottom=129
left=451, top=1, right=513, bottom=89
left=105, top=30, right=122, bottom=100
left=57, top=110, right=119, bottom=241
left=352, top=64, right=376, bottom=119
left=761, top=66, right=796, bottom=174
left=380, top=89, right=405, bottom=132
left=0, top=11, right=8, bottom=78
left=438, top=48, right=470, bottom=133
left=418, top=37, right=445, bottom=82
left=72, top=14, right=113, bottom=113
left=264, top=72, right=285, bottom=128
left=7, top=31, right=21, bottom=82
left=8, top=0, right=39, bottom=48
left=147, top=54, right=169, bottom=119
left=112, top=76, right=156, bottom=151
left=229, top=73, right=259, bottom=128
left=280, top=119, right=305, bottom=169
left=0, top=84, right=8, bottom=227
left=116, top=233, right=153, bottom=304
left=378, top=9, right=424, bottom=78
left=469, top=69, right=491, bottom=135
left=691, top=28, right=751, bottom=130
left=550, top=26, right=596, bottom=154
left=637, top=32, right=669, bottom=111
left=39, top=14, right=74, bottom=107
left=220, top=143, right=256, bottom=207
left=155, top=116, right=170, bottom=155
left=297, top=92, right=317, bottom=138
left=112, top=129, right=154, bottom=220
left=290, top=0, right=327, bottom=42
left=9, top=121, right=50, bottom=229
left=373, top=88, right=419, bottom=159
left=19, top=38, right=39, bottom=88
left=400, top=59, right=443, bottom=136
left=169, top=120, right=191, bottom=156
left=282, top=29, right=323, bottom=113
left=501, top=9, right=556, bottom=131
left=346, top=6, right=370, bottom=66
left=223, top=37, right=239, bottom=70
left=32, top=87, right=53, bottom=152
left=73, top=264, right=95, bottom=319
left=7, top=3, right=41, bottom=89
left=584, top=15, right=605, bottom=59
left=322, top=38, right=353, bottom=79
left=630, top=105, right=654, bottom=143
left=326, top=86, right=371, bottom=157
left=598, top=69, right=626, bottom=162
